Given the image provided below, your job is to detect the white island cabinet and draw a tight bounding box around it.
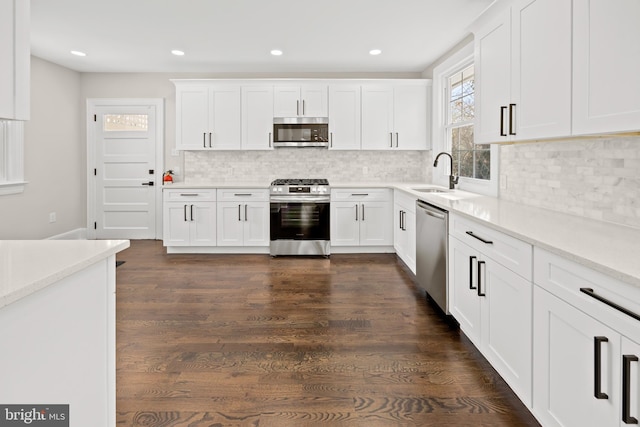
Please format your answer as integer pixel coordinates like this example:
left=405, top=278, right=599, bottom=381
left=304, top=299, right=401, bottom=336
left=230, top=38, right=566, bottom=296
left=0, top=239, right=129, bottom=427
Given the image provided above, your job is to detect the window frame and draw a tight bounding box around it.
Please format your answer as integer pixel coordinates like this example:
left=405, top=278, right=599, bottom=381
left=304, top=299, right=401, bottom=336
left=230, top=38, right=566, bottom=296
left=431, top=42, right=498, bottom=197
left=0, top=120, right=27, bottom=195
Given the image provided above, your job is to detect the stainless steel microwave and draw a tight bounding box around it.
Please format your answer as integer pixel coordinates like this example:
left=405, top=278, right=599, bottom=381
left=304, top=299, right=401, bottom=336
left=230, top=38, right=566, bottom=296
left=273, top=117, right=329, bottom=148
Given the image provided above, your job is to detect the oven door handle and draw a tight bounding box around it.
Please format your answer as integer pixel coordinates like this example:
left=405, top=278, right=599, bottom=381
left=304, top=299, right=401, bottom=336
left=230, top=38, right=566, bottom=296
left=270, top=196, right=331, bottom=203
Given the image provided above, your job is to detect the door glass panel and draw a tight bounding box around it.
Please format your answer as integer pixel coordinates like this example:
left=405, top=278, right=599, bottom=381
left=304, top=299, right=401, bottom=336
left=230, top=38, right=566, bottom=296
left=103, top=114, right=148, bottom=132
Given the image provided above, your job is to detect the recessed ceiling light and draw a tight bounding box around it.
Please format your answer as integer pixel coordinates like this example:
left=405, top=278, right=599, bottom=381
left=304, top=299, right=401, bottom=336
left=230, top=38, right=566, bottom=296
left=70, top=50, right=86, bottom=57
left=171, top=50, right=185, bottom=56
left=270, top=49, right=283, bottom=56
left=369, top=49, right=382, bottom=56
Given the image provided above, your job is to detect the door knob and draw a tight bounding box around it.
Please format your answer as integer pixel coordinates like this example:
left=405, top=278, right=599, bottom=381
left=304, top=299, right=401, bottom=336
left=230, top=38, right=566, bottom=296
left=142, top=181, right=154, bottom=186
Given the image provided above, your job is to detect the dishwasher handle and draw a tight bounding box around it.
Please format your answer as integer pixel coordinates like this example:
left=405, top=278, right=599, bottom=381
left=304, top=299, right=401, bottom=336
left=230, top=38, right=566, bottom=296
left=417, top=201, right=447, bottom=220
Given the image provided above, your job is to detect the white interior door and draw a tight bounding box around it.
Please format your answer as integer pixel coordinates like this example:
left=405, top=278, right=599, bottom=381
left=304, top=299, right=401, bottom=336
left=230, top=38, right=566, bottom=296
left=88, top=99, right=163, bottom=239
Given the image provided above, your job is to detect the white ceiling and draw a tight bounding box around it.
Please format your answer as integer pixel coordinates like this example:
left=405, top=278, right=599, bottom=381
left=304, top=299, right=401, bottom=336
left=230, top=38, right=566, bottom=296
left=31, top=0, right=494, bottom=74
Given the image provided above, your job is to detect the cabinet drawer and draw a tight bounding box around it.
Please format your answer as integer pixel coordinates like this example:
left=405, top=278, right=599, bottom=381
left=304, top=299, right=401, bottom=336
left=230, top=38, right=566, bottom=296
left=217, top=188, right=269, bottom=201
left=164, top=189, right=216, bottom=202
left=534, top=247, right=640, bottom=341
left=450, top=214, right=532, bottom=280
left=331, top=188, right=391, bottom=202
left=394, top=189, right=416, bottom=213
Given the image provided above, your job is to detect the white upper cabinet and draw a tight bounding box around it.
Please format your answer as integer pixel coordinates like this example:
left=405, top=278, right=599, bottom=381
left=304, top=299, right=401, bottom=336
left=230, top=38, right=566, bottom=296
left=361, top=83, right=429, bottom=150
left=328, top=84, right=361, bottom=150
left=572, top=0, right=640, bottom=135
left=474, top=0, right=572, bottom=144
left=274, top=85, right=328, bottom=117
left=242, top=85, right=274, bottom=150
left=174, top=83, right=241, bottom=150
left=172, top=79, right=429, bottom=151
left=0, top=0, right=29, bottom=120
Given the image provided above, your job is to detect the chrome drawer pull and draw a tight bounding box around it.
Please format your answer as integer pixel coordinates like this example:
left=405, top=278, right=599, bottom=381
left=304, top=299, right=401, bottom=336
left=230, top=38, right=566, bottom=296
left=580, top=288, right=640, bottom=322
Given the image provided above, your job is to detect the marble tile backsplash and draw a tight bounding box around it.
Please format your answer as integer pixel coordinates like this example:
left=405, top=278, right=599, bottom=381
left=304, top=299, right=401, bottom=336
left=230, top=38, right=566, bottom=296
left=184, top=149, right=432, bottom=184
left=500, top=136, right=640, bottom=229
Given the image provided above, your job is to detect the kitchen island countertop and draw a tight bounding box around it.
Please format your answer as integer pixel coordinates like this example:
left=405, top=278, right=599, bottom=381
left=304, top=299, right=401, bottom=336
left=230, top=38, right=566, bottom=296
left=0, top=239, right=130, bottom=309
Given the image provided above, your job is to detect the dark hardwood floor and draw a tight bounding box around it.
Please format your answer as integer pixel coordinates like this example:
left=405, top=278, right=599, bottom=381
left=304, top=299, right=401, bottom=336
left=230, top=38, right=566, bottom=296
left=115, top=240, right=540, bottom=426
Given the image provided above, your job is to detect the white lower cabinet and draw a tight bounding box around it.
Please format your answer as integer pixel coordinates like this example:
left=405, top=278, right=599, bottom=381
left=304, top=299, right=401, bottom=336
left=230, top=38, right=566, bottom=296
left=216, top=189, right=269, bottom=247
left=331, top=189, right=393, bottom=249
left=163, top=190, right=216, bottom=246
left=532, top=247, right=640, bottom=427
left=393, top=190, right=416, bottom=273
left=449, top=214, right=533, bottom=407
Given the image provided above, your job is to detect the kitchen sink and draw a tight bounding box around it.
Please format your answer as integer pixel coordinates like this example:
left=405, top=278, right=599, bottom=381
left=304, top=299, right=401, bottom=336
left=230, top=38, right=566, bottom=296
left=411, top=187, right=449, bottom=193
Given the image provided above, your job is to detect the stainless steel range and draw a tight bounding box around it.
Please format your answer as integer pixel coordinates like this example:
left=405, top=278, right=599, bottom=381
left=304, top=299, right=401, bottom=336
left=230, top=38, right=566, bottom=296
left=269, top=179, right=330, bottom=256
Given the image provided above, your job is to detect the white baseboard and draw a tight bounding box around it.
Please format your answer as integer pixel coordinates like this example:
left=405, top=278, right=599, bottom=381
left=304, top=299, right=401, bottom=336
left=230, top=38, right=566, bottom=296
left=47, top=228, right=88, bottom=240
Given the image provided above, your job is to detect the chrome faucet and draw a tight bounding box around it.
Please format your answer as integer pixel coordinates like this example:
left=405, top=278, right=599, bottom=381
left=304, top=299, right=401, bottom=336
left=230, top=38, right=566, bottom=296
left=433, top=152, right=459, bottom=190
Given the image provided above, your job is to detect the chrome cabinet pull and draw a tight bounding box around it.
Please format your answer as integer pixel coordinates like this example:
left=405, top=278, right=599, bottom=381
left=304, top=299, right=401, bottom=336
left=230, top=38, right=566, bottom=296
left=244, top=204, right=248, bottom=221
left=269, top=132, right=272, bottom=148
left=623, top=354, right=639, bottom=424
left=594, top=336, right=609, bottom=399
left=580, top=288, right=640, bottom=322
left=330, top=132, right=333, bottom=148
left=390, top=132, right=393, bottom=147
left=509, top=104, right=516, bottom=136
left=203, top=132, right=206, bottom=148
left=302, top=100, right=305, bottom=115
left=297, top=100, right=300, bottom=116
left=466, top=231, right=493, bottom=245
left=395, top=132, right=399, bottom=147
left=361, top=204, right=365, bottom=221
left=500, top=106, right=507, bottom=136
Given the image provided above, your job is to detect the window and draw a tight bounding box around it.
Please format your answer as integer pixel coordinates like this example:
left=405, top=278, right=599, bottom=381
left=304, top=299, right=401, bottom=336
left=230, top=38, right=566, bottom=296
left=446, top=65, right=490, bottom=180
left=432, top=41, right=498, bottom=196
left=0, top=120, right=26, bottom=195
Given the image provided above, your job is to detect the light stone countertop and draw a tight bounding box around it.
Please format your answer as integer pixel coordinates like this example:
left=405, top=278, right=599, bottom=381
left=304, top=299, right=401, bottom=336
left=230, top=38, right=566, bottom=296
left=164, top=181, right=640, bottom=287
left=0, top=239, right=130, bottom=309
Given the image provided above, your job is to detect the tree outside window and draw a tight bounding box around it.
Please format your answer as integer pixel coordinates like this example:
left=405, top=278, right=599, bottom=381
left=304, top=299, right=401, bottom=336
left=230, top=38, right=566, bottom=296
left=447, top=65, right=490, bottom=180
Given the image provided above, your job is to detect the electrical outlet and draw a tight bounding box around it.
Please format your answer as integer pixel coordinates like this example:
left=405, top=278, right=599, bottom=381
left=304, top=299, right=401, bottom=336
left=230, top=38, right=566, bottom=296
left=49, top=212, right=56, bottom=223
left=500, top=175, right=508, bottom=190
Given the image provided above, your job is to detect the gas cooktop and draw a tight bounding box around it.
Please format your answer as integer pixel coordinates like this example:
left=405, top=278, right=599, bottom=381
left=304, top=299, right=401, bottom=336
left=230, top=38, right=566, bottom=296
left=270, top=179, right=329, bottom=186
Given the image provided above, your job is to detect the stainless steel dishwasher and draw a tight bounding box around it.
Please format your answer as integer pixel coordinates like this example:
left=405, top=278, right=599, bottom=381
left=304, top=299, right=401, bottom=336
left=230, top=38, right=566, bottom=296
left=416, top=200, right=449, bottom=314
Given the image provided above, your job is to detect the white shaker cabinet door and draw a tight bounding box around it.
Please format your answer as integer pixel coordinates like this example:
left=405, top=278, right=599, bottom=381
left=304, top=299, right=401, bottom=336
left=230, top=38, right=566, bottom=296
left=331, top=202, right=360, bottom=246
left=361, top=86, right=394, bottom=150
left=573, top=0, right=640, bottom=135
left=217, top=202, right=245, bottom=246
left=242, top=86, right=274, bottom=150
left=474, top=9, right=511, bottom=144
left=533, top=286, right=620, bottom=427
left=328, top=85, right=361, bottom=150
left=209, top=86, right=241, bottom=150
left=176, top=86, right=210, bottom=149
left=358, top=202, right=393, bottom=246
left=449, top=237, right=482, bottom=346
left=189, top=203, right=216, bottom=246
left=243, top=202, right=270, bottom=247
left=163, top=203, right=192, bottom=246
left=511, top=0, right=571, bottom=140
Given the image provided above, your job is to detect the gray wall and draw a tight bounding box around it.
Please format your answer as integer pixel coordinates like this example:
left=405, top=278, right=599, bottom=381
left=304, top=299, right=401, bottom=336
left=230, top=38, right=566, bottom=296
left=0, top=57, right=83, bottom=239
